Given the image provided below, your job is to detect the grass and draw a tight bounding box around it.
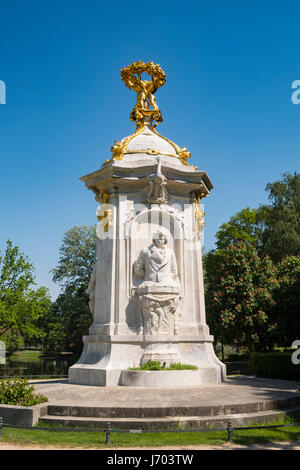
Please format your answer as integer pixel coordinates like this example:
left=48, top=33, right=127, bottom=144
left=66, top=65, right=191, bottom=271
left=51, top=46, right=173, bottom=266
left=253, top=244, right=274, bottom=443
left=1, top=417, right=299, bottom=448
left=7, top=350, right=75, bottom=361
left=8, top=351, right=42, bottom=362
left=7, top=350, right=46, bottom=364
left=11, top=350, right=42, bottom=357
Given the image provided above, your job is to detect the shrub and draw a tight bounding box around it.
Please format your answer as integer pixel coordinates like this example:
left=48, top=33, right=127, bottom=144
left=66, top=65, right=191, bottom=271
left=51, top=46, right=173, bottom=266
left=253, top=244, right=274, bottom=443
left=0, top=378, right=48, bottom=406
left=129, top=361, right=163, bottom=371
left=250, top=352, right=300, bottom=381
left=167, top=363, right=198, bottom=370
left=227, top=353, right=249, bottom=362
left=129, top=361, right=198, bottom=371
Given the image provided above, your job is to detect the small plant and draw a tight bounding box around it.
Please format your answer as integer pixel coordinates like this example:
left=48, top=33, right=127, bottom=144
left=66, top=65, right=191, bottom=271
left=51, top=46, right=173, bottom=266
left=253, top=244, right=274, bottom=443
left=0, top=378, right=48, bottom=406
left=130, top=361, right=162, bottom=371
left=129, top=361, right=198, bottom=371
left=167, top=363, right=198, bottom=370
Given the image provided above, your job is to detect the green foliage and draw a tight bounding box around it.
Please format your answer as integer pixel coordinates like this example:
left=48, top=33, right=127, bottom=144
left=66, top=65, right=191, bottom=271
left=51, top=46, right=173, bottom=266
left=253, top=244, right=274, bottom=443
left=271, top=255, right=300, bottom=346
left=0, top=378, right=48, bottom=406
left=250, top=352, right=300, bottom=381
left=203, top=208, right=263, bottom=305
left=2, top=417, right=300, bottom=448
left=47, top=225, right=97, bottom=353
left=167, top=362, right=198, bottom=370
left=52, top=225, right=97, bottom=288
left=259, top=172, right=300, bottom=261
left=43, top=225, right=97, bottom=353
left=204, top=174, right=300, bottom=353
left=215, top=207, right=261, bottom=251
left=130, top=360, right=162, bottom=370
left=49, top=285, right=92, bottom=353
left=129, top=361, right=198, bottom=371
left=37, top=304, right=67, bottom=352
left=206, top=241, right=278, bottom=352
left=0, top=240, right=51, bottom=350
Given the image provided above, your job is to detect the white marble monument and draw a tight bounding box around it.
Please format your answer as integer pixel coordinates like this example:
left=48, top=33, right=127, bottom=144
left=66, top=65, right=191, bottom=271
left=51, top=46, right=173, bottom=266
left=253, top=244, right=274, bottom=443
left=68, top=61, right=226, bottom=386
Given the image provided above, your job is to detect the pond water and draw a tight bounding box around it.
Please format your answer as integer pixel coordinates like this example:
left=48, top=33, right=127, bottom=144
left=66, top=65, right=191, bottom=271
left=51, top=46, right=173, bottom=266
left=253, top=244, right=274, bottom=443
left=0, top=353, right=77, bottom=379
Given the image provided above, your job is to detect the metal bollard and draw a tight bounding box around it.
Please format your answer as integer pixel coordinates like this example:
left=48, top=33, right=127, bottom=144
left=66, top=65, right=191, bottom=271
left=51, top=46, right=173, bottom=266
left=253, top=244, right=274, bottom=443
left=0, top=417, right=2, bottom=440
left=227, top=420, right=233, bottom=442
left=105, top=421, right=111, bottom=445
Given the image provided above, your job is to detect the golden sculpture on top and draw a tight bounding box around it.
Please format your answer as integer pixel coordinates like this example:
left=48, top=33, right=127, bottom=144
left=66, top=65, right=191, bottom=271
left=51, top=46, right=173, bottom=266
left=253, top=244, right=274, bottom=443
left=121, top=61, right=166, bottom=127
left=104, top=61, right=195, bottom=169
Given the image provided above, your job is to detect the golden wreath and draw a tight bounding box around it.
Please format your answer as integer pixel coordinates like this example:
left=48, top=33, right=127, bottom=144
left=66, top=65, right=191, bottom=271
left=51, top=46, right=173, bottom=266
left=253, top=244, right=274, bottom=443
left=120, top=61, right=166, bottom=89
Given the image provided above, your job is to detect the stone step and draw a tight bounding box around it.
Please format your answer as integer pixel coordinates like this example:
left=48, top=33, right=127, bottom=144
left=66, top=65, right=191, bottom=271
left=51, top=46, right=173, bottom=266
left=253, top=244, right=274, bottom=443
left=39, top=406, right=300, bottom=430
left=46, top=395, right=300, bottom=419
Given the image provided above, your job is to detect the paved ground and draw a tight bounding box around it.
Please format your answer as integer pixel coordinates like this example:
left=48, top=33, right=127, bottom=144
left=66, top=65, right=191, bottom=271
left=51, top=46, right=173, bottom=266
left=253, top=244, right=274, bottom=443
left=31, top=376, right=300, bottom=407
left=1, top=441, right=300, bottom=450
left=2, top=377, right=299, bottom=450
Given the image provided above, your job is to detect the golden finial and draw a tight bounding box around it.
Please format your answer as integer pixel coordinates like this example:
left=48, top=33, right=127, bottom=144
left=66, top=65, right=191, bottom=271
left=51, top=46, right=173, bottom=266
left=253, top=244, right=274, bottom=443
left=120, top=61, right=166, bottom=128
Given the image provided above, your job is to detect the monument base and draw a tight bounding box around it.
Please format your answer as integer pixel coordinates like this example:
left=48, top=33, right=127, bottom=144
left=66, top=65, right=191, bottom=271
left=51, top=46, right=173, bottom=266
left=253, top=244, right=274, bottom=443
left=120, top=369, right=219, bottom=387
left=140, top=342, right=180, bottom=367
left=68, top=334, right=226, bottom=386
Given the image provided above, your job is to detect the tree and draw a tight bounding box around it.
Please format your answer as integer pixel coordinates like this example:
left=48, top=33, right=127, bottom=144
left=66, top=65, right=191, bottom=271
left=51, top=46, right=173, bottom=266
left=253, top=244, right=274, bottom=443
left=0, top=240, right=51, bottom=351
left=50, top=285, right=92, bottom=353
left=203, top=207, right=262, bottom=300
left=271, top=255, right=300, bottom=347
left=37, top=303, right=66, bottom=352
left=215, top=207, right=261, bottom=251
left=52, top=225, right=97, bottom=288
left=208, top=173, right=300, bottom=263
left=258, top=172, right=300, bottom=261
left=204, top=172, right=300, bottom=353
left=51, top=225, right=97, bottom=353
left=206, top=241, right=278, bottom=353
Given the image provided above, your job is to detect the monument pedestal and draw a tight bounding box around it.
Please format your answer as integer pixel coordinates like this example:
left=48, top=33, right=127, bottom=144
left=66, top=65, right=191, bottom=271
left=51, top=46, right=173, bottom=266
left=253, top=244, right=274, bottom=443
left=69, top=333, right=226, bottom=386
left=140, top=343, right=179, bottom=367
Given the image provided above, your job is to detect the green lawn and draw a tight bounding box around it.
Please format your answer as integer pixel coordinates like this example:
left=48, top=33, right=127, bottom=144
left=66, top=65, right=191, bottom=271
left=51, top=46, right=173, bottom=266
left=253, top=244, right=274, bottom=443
left=8, top=350, right=42, bottom=361
left=1, top=418, right=300, bottom=448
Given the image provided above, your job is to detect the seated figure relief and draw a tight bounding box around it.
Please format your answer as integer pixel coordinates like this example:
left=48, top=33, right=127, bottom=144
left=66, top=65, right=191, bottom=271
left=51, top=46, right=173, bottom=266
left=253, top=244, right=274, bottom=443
left=134, top=231, right=180, bottom=288
left=133, top=231, right=181, bottom=335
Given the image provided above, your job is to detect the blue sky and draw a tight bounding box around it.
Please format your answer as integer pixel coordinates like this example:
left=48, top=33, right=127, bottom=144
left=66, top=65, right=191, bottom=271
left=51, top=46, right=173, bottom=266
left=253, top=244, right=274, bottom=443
left=0, top=0, right=299, bottom=299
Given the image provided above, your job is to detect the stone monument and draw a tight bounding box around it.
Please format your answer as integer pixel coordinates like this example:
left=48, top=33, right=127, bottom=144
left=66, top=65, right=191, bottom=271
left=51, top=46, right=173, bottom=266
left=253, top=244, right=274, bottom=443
left=69, top=61, right=226, bottom=386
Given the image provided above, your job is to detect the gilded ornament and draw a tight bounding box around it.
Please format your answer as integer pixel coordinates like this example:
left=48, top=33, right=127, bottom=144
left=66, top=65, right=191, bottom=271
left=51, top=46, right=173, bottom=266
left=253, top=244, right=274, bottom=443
left=96, top=191, right=112, bottom=233
left=97, top=209, right=113, bottom=233
left=99, top=190, right=110, bottom=204
left=121, top=61, right=166, bottom=127
left=110, top=140, right=124, bottom=160
left=178, top=147, right=191, bottom=165
left=104, top=61, right=194, bottom=169
left=194, top=193, right=206, bottom=239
